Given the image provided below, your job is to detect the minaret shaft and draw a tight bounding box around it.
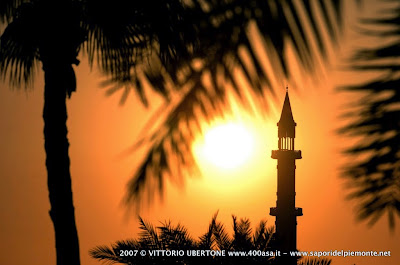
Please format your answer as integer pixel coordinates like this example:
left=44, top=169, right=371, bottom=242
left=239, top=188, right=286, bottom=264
left=269, top=91, right=302, bottom=265
left=271, top=151, right=302, bottom=254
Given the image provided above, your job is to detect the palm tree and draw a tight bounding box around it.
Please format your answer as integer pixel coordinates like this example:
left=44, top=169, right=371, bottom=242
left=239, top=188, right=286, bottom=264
left=0, top=1, right=196, bottom=265
left=90, top=213, right=331, bottom=265
left=0, top=1, right=347, bottom=264
left=339, top=1, right=400, bottom=229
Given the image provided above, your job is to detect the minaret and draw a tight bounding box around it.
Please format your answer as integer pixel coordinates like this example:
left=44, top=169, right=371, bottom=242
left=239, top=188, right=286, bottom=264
left=270, top=89, right=302, bottom=265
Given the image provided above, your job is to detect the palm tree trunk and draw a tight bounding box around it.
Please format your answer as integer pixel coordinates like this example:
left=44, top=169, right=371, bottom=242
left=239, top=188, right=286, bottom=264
left=43, top=64, right=80, bottom=265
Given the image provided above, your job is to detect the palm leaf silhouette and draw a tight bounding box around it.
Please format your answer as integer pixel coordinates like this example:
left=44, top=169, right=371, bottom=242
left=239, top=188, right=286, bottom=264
left=138, top=216, right=162, bottom=249
left=340, top=1, right=400, bottom=229
left=90, top=240, right=140, bottom=265
left=90, top=213, right=273, bottom=264
left=158, top=220, right=194, bottom=249
left=253, top=220, right=274, bottom=250
left=0, top=1, right=201, bottom=264
left=232, top=215, right=253, bottom=251
left=213, top=218, right=233, bottom=251
left=198, top=211, right=219, bottom=249
left=90, top=213, right=329, bottom=265
left=123, top=0, right=344, bottom=208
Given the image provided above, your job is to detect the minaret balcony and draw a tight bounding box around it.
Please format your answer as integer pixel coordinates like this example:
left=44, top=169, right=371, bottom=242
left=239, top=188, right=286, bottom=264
left=270, top=207, right=303, bottom=217
left=270, top=207, right=277, bottom=216
left=295, top=207, right=303, bottom=216
left=271, top=150, right=302, bottom=159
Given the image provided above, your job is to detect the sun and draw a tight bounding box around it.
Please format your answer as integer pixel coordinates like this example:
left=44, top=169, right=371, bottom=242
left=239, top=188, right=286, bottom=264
left=197, top=122, right=255, bottom=170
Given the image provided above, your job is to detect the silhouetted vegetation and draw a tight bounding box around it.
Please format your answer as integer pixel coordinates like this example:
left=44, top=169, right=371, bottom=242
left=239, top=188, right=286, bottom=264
left=340, top=1, right=400, bottom=229
left=1, top=1, right=199, bottom=264
left=90, top=213, right=331, bottom=265
left=122, top=0, right=343, bottom=210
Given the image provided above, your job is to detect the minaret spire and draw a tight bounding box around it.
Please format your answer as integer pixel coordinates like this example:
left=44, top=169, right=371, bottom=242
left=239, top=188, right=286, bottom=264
left=278, top=90, right=296, bottom=139
left=270, top=90, right=302, bottom=265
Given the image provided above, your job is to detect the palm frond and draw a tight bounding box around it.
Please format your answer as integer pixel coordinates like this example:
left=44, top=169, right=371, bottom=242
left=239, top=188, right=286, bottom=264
left=138, top=216, right=162, bottom=249
left=252, top=220, right=274, bottom=250
left=231, top=215, right=252, bottom=251
left=0, top=2, right=39, bottom=87
left=198, top=211, right=218, bottom=249
left=340, top=1, right=400, bottom=230
left=158, top=220, right=194, bottom=249
left=213, top=219, right=232, bottom=250
left=122, top=0, right=344, bottom=207
left=89, top=240, right=139, bottom=265
left=90, top=213, right=276, bottom=265
left=84, top=0, right=197, bottom=89
left=0, top=0, right=27, bottom=23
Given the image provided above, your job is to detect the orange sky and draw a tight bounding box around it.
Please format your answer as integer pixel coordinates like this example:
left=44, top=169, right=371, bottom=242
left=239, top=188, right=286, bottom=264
left=1, top=1, right=399, bottom=265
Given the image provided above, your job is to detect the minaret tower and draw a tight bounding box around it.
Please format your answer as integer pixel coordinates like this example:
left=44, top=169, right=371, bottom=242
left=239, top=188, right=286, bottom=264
left=270, top=89, right=302, bottom=265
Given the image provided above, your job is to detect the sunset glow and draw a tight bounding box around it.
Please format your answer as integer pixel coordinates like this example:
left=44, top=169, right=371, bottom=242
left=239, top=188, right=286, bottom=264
left=196, top=122, right=255, bottom=170
left=2, top=1, right=400, bottom=265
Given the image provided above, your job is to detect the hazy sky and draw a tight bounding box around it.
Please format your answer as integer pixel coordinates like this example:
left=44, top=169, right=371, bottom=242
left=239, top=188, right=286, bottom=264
left=1, top=1, right=399, bottom=265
